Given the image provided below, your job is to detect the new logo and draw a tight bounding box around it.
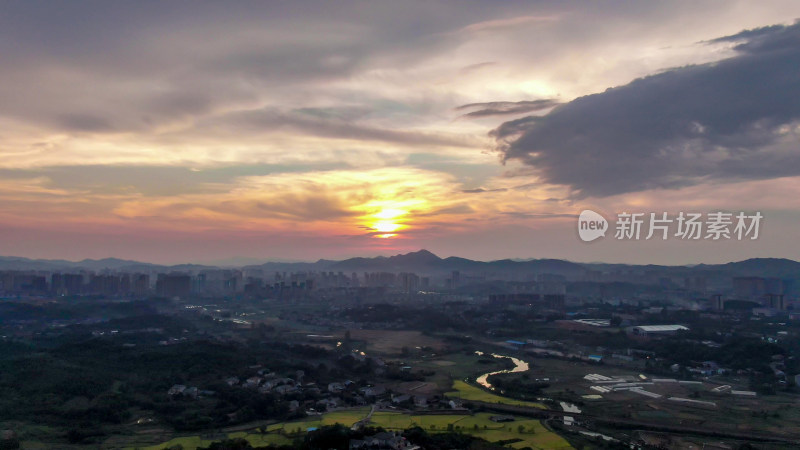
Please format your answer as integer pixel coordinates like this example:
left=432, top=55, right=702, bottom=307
left=578, top=210, right=608, bottom=242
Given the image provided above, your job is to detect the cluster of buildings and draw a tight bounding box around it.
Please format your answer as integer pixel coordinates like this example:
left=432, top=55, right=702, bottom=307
left=349, top=431, right=419, bottom=450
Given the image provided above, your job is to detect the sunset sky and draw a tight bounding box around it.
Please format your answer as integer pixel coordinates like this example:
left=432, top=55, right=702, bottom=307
left=2, top=1, right=800, bottom=265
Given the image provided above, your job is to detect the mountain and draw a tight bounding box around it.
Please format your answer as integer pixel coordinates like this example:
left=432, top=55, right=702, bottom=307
left=332, top=249, right=441, bottom=271
left=327, top=250, right=587, bottom=277
left=0, top=252, right=797, bottom=281
left=0, top=256, right=214, bottom=272
left=699, top=258, right=800, bottom=278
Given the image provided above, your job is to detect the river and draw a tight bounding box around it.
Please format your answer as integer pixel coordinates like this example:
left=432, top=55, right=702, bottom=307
left=474, top=351, right=529, bottom=390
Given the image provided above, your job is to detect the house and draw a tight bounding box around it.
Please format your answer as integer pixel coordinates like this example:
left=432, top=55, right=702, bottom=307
left=505, top=340, right=526, bottom=349
left=490, top=415, right=515, bottom=422
left=350, top=431, right=413, bottom=450
left=244, top=377, right=262, bottom=389
left=328, top=382, right=345, bottom=393
left=304, top=385, right=321, bottom=395
left=274, top=384, right=299, bottom=395
left=360, top=386, right=386, bottom=397
left=391, top=394, right=411, bottom=404
left=448, top=400, right=465, bottom=410
left=183, top=387, right=198, bottom=399
left=224, top=377, right=240, bottom=386
left=317, top=398, right=341, bottom=411
left=167, top=384, right=187, bottom=396
left=630, top=325, right=688, bottom=337
left=413, top=395, right=427, bottom=407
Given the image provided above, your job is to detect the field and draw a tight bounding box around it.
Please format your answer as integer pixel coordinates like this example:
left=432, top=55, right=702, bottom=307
left=528, top=358, right=800, bottom=440
left=347, top=329, right=446, bottom=354
left=415, top=351, right=509, bottom=379
left=132, top=408, right=572, bottom=450
left=369, top=411, right=571, bottom=449
left=447, top=380, right=547, bottom=408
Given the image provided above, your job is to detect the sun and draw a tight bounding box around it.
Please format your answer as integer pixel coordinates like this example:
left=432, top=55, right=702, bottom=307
left=366, top=207, right=409, bottom=238
left=372, top=221, right=401, bottom=233
left=360, top=197, right=429, bottom=239
left=372, top=221, right=401, bottom=238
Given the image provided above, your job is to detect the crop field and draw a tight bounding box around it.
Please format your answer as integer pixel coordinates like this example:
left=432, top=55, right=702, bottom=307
left=369, top=412, right=571, bottom=449
left=447, top=380, right=547, bottom=408
left=319, top=407, right=372, bottom=426
left=370, top=411, right=415, bottom=429
left=348, top=329, right=446, bottom=354
left=134, top=409, right=571, bottom=450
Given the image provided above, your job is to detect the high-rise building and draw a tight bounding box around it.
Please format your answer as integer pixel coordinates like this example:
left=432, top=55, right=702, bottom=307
left=156, top=273, right=191, bottom=298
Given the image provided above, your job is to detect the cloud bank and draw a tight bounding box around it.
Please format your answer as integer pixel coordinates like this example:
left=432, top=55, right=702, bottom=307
left=493, top=21, right=800, bottom=198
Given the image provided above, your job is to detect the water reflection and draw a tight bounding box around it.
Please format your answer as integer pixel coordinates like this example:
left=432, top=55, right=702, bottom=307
left=474, top=351, right=529, bottom=390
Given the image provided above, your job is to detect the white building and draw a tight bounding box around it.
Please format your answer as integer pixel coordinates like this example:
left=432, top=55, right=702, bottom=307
left=630, top=324, right=688, bottom=337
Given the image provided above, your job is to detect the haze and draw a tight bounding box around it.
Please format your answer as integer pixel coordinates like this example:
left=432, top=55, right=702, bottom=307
left=1, top=1, right=799, bottom=265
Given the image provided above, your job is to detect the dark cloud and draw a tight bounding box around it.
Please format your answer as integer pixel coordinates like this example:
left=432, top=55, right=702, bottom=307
left=461, top=188, right=508, bottom=193
left=0, top=1, right=523, bottom=136
left=57, top=114, right=115, bottom=133
left=208, top=108, right=472, bottom=148
left=493, top=22, right=800, bottom=198
left=456, top=100, right=559, bottom=118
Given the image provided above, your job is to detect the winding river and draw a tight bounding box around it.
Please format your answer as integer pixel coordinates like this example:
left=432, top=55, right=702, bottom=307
left=474, top=351, right=529, bottom=390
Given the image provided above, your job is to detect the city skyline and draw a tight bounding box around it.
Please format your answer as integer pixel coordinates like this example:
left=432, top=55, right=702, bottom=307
left=2, top=1, right=799, bottom=264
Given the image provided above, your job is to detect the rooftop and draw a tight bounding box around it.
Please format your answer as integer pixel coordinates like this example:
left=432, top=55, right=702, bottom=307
left=633, top=325, right=688, bottom=332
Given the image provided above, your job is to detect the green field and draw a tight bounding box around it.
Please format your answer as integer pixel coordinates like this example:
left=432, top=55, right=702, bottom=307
left=447, top=380, right=547, bottom=408
left=130, top=407, right=572, bottom=450
left=370, top=411, right=414, bottom=429
left=369, top=411, right=571, bottom=449
left=320, top=407, right=371, bottom=426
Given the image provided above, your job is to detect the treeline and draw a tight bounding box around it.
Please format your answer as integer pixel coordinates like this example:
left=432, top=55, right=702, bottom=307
left=486, top=373, right=549, bottom=399
left=194, top=425, right=509, bottom=450
left=643, top=336, right=785, bottom=372
left=0, top=313, right=377, bottom=444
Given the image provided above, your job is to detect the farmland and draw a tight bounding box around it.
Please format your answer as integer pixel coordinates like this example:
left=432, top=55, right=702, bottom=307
left=447, top=380, right=547, bottom=409
left=134, top=409, right=571, bottom=450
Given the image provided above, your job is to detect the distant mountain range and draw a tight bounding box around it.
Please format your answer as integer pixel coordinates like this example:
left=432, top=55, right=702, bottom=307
left=0, top=256, right=210, bottom=273
left=1, top=250, right=799, bottom=281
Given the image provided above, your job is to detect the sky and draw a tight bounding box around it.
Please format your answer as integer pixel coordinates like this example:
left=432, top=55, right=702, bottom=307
left=1, top=1, right=800, bottom=265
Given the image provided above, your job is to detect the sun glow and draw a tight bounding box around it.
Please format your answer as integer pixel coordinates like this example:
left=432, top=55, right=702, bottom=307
left=373, top=208, right=407, bottom=220
left=367, top=206, right=413, bottom=238
left=370, top=218, right=403, bottom=239
left=372, top=221, right=402, bottom=233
